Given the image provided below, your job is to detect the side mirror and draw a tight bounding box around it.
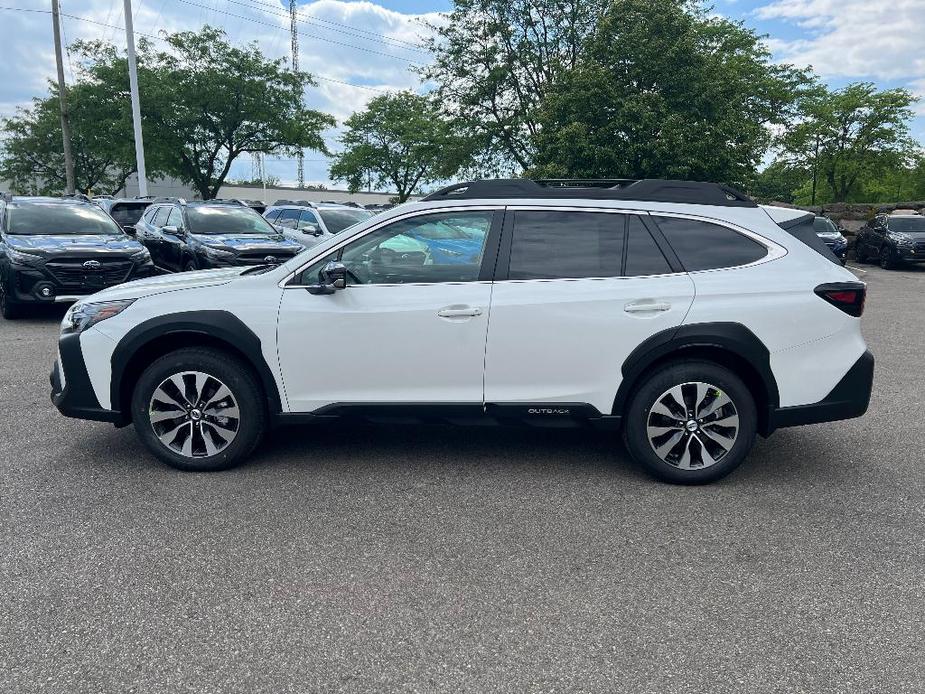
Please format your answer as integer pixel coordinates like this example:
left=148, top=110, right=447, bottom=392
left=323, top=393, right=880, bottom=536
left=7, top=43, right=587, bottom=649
left=306, top=261, right=347, bottom=295
left=162, top=225, right=185, bottom=237
left=299, top=222, right=323, bottom=236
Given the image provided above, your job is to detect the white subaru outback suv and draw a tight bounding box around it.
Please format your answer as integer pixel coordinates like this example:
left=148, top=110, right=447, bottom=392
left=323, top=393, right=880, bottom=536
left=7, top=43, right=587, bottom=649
left=50, top=179, right=873, bottom=483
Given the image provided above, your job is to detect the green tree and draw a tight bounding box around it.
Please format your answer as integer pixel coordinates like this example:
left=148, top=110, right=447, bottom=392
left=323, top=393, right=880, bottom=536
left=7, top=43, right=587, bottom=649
left=1, top=81, right=140, bottom=195
left=423, top=0, right=609, bottom=172
left=748, top=161, right=810, bottom=204
left=529, top=0, right=812, bottom=185
left=779, top=82, right=918, bottom=203
left=73, top=27, right=334, bottom=199
left=329, top=92, right=471, bottom=202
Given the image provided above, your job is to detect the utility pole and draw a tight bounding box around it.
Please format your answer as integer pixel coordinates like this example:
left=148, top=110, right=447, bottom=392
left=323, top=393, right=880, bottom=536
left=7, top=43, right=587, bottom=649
left=290, top=0, right=304, bottom=189
left=51, top=0, right=75, bottom=195
left=810, top=134, right=820, bottom=206
left=123, top=0, right=148, bottom=197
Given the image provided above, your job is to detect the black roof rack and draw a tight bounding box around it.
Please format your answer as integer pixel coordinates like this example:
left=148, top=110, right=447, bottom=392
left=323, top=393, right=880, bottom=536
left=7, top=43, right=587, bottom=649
left=422, top=178, right=757, bottom=207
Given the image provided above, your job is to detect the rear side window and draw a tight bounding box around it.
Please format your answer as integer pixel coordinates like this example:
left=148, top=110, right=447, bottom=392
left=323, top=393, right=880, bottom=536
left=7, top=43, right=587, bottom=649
left=625, top=216, right=672, bottom=276
left=509, top=211, right=624, bottom=279
left=276, top=209, right=300, bottom=229
left=654, top=217, right=768, bottom=271
left=265, top=210, right=281, bottom=223
left=109, top=202, right=149, bottom=226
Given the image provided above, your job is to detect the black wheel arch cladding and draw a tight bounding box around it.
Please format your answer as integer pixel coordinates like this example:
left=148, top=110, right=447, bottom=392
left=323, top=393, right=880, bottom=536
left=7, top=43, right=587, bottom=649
left=110, top=310, right=282, bottom=418
left=612, top=322, right=780, bottom=435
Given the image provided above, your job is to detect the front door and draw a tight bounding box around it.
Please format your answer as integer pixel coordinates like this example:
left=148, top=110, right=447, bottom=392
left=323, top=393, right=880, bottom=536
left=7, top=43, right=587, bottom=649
left=483, top=209, right=695, bottom=415
left=277, top=209, right=502, bottom=412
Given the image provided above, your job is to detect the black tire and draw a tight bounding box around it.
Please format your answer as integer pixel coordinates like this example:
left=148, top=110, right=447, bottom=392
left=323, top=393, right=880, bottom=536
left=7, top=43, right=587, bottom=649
left=0, top=279, right=23, bottom=320
left=184, top=259, right=198, bottom=272
left=854, top=242, right=868, bottom=263
left=623, top=360, right=757, bottom=484
left=879, top=246, right=897, bottom=270
left=130, top=347, right=266, bottom=472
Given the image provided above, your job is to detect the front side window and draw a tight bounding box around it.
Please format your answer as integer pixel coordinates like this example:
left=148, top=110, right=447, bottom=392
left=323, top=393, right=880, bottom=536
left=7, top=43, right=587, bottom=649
left=654, top=216, right=768, bottom=271
left=298, top=210, right=321, bottom=230
left=166, top=207, right=183, bottom=228
left=508, top=210, right=624, bottom=280
left=297, top=211, right=494, bottom=285
left=275, top=209, right=301, bottom=229
left=152, top=206, right=170, bottom=227
left=7, top=202, right=123, bottom=235
left=185, top=206, right=277, bottom=235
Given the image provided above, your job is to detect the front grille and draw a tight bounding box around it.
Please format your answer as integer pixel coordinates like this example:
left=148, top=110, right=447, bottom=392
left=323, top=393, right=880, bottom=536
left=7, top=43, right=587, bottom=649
left=45, top=258, right=134, bottom=289
left=914, top=242, right=925, bottom=253
left=236, top=250, right=299, bottom=265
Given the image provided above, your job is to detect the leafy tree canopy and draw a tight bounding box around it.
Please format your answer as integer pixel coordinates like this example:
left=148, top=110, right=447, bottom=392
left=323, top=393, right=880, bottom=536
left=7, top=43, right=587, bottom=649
left=329, top=91, right=472, bottom=202
left=776, top=82, right=919, bottom=203
left=71, top=27, right=334, bottom=199
left=529, top=0, right=813, bottom=186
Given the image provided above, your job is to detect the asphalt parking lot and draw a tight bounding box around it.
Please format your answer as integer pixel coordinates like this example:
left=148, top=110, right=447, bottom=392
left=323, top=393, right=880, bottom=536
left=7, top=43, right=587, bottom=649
left=2, top=263, right=924, bottom=693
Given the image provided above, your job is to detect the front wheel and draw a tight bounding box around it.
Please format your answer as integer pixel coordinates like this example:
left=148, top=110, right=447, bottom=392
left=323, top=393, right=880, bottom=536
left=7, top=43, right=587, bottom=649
left=879, top=246, right=897, bottom=270
left=0, top=280, right=23, bottom=320
left=131, top=347, right=266, bottom=471
left=623, top=361, right=757, bottom=484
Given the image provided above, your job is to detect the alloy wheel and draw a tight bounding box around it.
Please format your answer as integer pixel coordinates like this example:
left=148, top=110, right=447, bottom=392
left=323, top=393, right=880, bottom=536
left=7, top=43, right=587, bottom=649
left=148, top=371, right=240, bottom=458
left=646, top=382, right=740, bottom=470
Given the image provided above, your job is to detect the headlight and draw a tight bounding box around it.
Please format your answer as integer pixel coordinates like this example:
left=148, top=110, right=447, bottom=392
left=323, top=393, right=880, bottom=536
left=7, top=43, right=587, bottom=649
left=130, top=246, right=151, bottom=262
left=201, top=245, right=235, bottom=259
left=63, top=299, right=135, bottom=335
left=7, top=247, right=44, bottom=266
left=889, top=232, right=914, bottom=246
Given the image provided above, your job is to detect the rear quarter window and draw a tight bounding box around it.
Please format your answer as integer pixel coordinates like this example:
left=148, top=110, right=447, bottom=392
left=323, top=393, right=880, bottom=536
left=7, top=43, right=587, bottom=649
left=654, top=216, right=768, bottom=271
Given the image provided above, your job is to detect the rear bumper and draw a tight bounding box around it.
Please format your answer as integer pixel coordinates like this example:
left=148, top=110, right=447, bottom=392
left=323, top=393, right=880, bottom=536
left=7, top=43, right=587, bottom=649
left=50, top=332, right=127, bottom=425
left=770, top=350, right=874, bottom=431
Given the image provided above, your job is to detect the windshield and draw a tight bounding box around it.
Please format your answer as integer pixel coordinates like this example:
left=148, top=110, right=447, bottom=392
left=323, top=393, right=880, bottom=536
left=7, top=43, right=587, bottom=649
left=318, top=208, right=372, bottom=234
left=813, top=217, right=839, bottom=234
left=185, top=206, right=278, bottom=235
left=8, top=202, right=123, bottom=235
left=888, top=217, right=925, bottom=233
left=108, top=202, right=150, bottom=226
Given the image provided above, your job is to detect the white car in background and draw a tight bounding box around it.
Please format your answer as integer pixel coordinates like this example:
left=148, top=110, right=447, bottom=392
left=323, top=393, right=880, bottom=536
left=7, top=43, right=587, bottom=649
left=264, top=202, right=373, bottom=248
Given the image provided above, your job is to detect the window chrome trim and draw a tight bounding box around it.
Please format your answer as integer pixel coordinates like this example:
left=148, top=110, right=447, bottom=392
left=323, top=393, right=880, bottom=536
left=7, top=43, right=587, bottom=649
left=280, top=205, right=504, bottom=288
left=644, top=210, right=787, bottom=272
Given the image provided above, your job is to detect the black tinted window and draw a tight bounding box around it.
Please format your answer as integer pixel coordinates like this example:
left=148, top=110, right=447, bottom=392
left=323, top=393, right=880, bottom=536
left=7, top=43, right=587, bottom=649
left=109, top=202, right=149, bottom=226
left=888, top=217, right=925, bottom=233
left=185, top=206, right=276, bottom=235
left=625, top=216, right=672, bottom=276
left=509, top=211, right=624, bottom=280
left=655, top=217, right=767, bottom=271
left=8, top=202, right=122, bottom=235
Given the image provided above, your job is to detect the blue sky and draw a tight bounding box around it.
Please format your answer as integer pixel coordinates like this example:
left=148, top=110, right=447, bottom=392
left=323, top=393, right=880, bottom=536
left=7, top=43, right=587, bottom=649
left=1, top=0, right=923, bottom=189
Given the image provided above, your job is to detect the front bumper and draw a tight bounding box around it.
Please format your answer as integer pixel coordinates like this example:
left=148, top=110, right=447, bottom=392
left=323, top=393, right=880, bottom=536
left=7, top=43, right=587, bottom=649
left=10, top=260, right=156, bottom=304
left=896, top=246, right=925, bottom=262
left=50, top=331, right=126, bottom=425
left=770, top=350, right=874, bottom=431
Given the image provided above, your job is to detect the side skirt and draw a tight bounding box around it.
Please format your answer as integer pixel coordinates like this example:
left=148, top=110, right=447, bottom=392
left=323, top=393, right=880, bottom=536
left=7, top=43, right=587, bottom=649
left=273, top=402, right=622, bottom=431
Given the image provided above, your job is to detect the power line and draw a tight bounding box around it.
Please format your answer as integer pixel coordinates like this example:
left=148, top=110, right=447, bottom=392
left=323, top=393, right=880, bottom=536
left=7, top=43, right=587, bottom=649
left=168, top=0, right=422, bottom=64
left=0, top=6, right=401, bottom=95
left=235, top=0, right=431, bottom=55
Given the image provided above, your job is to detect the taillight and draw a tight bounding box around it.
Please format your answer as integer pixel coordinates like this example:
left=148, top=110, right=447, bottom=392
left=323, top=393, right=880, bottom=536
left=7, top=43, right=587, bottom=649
left=815, top=282, right=866, bottom=317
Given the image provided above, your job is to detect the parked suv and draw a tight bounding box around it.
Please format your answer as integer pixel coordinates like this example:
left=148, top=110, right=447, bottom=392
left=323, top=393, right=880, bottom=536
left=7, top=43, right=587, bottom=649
left=50, top=179, right=873, bottom=483
left=854, top=212, right=925, bottom=269
left=134, top=199, right=303, bottom=272
left=94, top=197, right=154, bottom=234
left=264, top=202, right=372, bottom=248
left=0, top=195, right=154, bottom=319
left=813, top=216, right=848, bottom=264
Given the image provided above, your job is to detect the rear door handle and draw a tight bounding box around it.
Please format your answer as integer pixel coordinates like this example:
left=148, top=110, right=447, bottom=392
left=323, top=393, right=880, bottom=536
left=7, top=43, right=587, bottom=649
left=438, top=306, right=482, bottom=318
left=624, top=301, right=672, bottom=313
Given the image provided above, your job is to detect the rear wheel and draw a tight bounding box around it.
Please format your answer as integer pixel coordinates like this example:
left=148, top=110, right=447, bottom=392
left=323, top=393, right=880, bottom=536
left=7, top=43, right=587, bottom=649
left=131, top=347, right=266, bottom=471
left=623, top=361, right=757, bottom=484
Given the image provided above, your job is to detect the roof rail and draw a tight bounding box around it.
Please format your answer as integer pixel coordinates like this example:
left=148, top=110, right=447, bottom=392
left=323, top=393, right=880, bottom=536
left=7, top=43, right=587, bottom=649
left=422, top=178, right=757, bottom=207
left=62, top=193, right=93, bottom=203
left=151, top=196, right=183, bottom=204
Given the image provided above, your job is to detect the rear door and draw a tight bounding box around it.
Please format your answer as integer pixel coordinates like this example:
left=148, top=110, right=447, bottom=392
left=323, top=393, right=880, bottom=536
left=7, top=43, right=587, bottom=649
left=483, top=208, right=695, bottom=416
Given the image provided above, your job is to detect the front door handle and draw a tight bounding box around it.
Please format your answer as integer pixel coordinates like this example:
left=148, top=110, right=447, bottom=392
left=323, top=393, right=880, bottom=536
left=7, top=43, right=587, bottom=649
left=438, top=306, right=482, bottom=318
left=624, top=301, right=672, bottom=313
